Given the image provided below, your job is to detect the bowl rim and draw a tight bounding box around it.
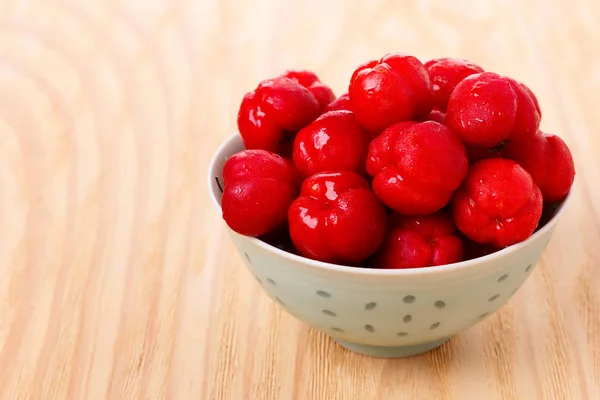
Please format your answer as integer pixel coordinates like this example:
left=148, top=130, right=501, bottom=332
left=207, top=133, right=573, bottom=277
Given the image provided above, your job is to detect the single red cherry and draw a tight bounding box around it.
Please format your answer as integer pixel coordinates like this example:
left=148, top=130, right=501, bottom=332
left=283, top=70, right=336, bottom=110
left=424, top=57, right=484, bottom=112
left=293, top=110, right=371, bottom=177
left=372, top=211, right=464, bottom=269
left=504, top=130, right=575, bottom=203
left=519, top=80, right=542, bottom=118
left=349, top=53, right=434, bottom=133
left=367, top=121, right=469, bottom=215
left=323, top=93, right=352, bottom=113
left=221, top=149, right=300, bottom=236
left=451, top=158, right=543, bottom=248
left=445, top=72, right=541, bottom=148
left=237, top=76, right=321, bottom=155
left=507, top=79, right=542, bottom=143
left=288, top=171, right=387, bottom=264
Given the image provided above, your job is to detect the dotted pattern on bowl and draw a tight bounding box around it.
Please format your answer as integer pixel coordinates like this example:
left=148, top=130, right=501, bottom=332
left=244, top=250, right=534, bottom=340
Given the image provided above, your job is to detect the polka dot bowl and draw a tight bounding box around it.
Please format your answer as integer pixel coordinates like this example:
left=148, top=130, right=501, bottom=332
left=207, top=133, right=572, bottom=358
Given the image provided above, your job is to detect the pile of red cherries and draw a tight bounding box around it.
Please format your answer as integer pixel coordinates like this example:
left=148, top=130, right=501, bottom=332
left=219, top=53, right=575, bottom=269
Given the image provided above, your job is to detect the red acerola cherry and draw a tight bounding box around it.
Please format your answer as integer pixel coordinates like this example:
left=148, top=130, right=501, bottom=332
left=288, top=171, right=387, bottom=264
left=349, top=53, right=434, bottom=133
left=424, top=57, right=484, bottom=112
left=445, top=72, right=541, bottom=148
left=221, top=149, right=300, bottom=237
left=293, top=110, right=371, bottom=178
left=509, top=79, right=542, bottom=142
left=237, top=77, right=321, bottom=155
left=323, top=93, right=352, bottom=113
left=367, top=121, right=469, bottom=215
left=283, top=70, right=336, bottom=110
left=519, top=80, right=542, bottom=118
left=372, top=211, right=464, bottom=269
left=504, top=130, right=575, bottom=203
left=451, top=158, right=543, bottom=248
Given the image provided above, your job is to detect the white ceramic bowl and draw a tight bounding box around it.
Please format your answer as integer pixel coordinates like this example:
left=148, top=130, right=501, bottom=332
left=207, top=133, right=571, bottom=358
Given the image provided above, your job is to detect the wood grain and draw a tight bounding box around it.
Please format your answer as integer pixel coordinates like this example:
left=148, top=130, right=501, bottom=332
left=0, top=0, right=598, bottom=398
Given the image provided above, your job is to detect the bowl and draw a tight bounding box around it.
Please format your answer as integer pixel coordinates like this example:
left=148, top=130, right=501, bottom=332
left=207, top=133, right=571, bottom=358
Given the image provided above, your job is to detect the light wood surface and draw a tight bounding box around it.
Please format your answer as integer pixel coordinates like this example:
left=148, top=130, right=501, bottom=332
left=0, top=0, right=598, bottom=399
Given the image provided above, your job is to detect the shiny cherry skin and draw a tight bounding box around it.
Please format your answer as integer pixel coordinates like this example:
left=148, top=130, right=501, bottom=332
left=323, top=93, right=352, bottom=112
left=509, top=79, right=542, bottom=142
left=293, top=110, right=371, bottom=178
left=237, top=77, right=321, bottom=155
left=451, top=158, right=543, bottom=248
left=349, top=53, right=434, bottom=133
left=445, top=72, right=541, bottom=148
left=288, top=171, right=387, bottom=264
left=367, top=120, right=469, bottom=215
left=283, top=70, right=336, bottom=111
left=221, top=149, right=300, bottom=236
left=424, top=57, right=484, bottom=112
left=504, top=130, right=575, bottom=203
left=372, top=211, right=464, bottom=269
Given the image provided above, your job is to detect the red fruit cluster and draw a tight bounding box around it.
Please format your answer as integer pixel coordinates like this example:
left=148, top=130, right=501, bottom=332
left=236, top=70, right=335, bottom=156
left=222, top=55, right=575, bottom=269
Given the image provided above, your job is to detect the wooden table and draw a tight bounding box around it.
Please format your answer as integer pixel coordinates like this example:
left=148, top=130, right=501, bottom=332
left=0, top=0, right=598, bottom=398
